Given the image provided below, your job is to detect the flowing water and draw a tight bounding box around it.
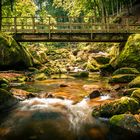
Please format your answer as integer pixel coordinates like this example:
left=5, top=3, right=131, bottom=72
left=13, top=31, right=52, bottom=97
left=0, top=74, right=139, bottom=140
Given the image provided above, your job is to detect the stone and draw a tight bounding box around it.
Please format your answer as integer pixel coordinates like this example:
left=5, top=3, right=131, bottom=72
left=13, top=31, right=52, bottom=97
left=109, top=74, right=136, bottom=83
left=100, top=64, right=115, bottom=76
left=131, top=89, right=140, bottom=102
left=94, top=55, right=110, bottom=64
left=113, top=67, right=139, bottom=75
left=129, top=76, right=140, bottom=88
left=89, top=90, right=101, bottom=99
left=60, top=84, right=69, bottom=87
left=34, top=73, right=47, bottom=81
left=10, top=88, right=36, bottom=100
left=73, top=71, right=89, bottom=78
left=92, top=97, right=139, bottom=117
left=122, top=88, right=140, bottom=96
left=109, top=114, right=140, bottom=133
left=0, top=88, right=18, bottom=111
left=0, top=32, right=33, bottom=69
left=113, top=34, right=140, bottom=70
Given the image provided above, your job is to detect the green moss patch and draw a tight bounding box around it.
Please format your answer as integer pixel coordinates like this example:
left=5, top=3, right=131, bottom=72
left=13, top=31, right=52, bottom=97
left=109, top=74, right=136, bottom=83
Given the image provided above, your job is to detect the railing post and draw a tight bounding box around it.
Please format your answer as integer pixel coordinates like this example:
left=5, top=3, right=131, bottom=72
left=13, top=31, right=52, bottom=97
left=126, top=18, right=129, bottom=32
left=32, top=17, right=35, bottom=33
left=48, top=16, right=51, bottom=39
left=69, top=17, right=72, bottom=33
left=91, top=17, right=93, bottom=40
left=14, top=17, right=17, bottom=33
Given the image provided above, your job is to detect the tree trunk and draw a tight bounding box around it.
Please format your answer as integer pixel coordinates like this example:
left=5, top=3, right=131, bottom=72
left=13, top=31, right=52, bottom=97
left=0, top=0, right=2, bottom=31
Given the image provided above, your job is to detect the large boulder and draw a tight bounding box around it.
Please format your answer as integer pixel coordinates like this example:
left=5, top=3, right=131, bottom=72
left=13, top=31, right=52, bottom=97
left=109, top=74, right=136, bottom=83
left=109, top=114, right=140, bottom=133
left=92, top=97, right=139, bottom=117
left=112, top=67, right=139, bottom=75
left=0, top=88, right=18, bottom=111
left=113, top=34, right=140, bottom=70
left=0, top=33, right=33, bottom=69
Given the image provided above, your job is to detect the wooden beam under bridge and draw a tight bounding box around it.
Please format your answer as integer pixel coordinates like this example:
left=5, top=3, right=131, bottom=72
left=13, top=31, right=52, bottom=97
left=13, top=32, right=131, bottom=42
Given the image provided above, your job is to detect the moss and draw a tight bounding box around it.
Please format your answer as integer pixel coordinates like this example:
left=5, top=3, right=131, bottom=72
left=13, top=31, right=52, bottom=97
left=100, top=64, right=115, bottom=75
left=131, top=89, right=140, bottom=102
left=73, top=71, right=89, bottom=78
left=113, top=67, right=139, bottom=75
left=92, top=97, right=139, bottom=117
left=34, top=73, right=47, bottom=80
left=129, top=76, right=140, bottom=88
left=114, top=34, right=140, bottom=70
left=0, top=78, right=9, bottom=85
left=0, top=88, right=17, bottom=111
left=109, top=74, right=136, bottom=83
left=94, top=56, right=110, bottom=64
left=109, top=114, right=140, bottom=133
left=123, top=88, right=140, bottom=96
left=0, top=32, right=33, bottom=69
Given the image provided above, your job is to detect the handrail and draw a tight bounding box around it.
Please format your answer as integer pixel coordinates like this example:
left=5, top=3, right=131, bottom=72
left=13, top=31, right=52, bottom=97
left=1, top=16, right=140, bottom=34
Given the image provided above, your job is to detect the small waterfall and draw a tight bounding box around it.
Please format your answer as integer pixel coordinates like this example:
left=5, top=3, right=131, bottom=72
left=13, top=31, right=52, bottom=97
left=0, top=98, right=108, bottom=140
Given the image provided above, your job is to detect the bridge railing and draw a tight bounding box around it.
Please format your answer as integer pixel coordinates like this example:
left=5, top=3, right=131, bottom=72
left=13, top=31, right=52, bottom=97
left=1, top=16, right=140, bottom=34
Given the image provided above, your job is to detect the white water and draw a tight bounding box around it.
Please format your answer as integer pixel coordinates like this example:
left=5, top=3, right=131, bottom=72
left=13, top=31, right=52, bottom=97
left=19, top=97, right=93, bottom=134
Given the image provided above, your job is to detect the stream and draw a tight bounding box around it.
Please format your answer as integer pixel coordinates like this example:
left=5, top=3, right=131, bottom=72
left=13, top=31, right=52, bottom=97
left=0, top=73, right=139, bottom=140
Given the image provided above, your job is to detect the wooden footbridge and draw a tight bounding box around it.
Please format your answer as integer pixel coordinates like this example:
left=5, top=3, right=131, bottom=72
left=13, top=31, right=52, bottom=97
left=2, top=16, right=140, bottom=42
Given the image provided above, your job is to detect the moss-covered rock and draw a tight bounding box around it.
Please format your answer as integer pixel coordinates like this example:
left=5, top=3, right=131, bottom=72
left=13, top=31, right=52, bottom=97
left=113, top=67, right=139, bottom=75
left=94, top=55, right=110, bottom=64
left=72, top=71, right=89, bottom=78
left=34, top=73, right=47, bottom=80
left=0, top=88, right=18, bottom=111
left=92, top=97, right=139, bottom=117
left=0, top=78, right=9, bottom=85
left=131, top=89, right=140, bottom=102
left=109, top=74, right=136, bottom=83
left=129, top=76, right=140, bottom=88
left=0, top=32, right=33, bottom=69
left=109, top=114, right=140, bottom=133
left=114, top=34, right=140, bottom=70
left=123, top=88, right=140, bottom=96
left=100, top=64, right=115, bottom=75
left=28, top=44, right=48, bottom=65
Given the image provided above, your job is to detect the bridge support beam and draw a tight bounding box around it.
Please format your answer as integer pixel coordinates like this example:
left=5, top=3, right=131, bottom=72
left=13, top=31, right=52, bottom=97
left=13, top=33, right=131, bottom=42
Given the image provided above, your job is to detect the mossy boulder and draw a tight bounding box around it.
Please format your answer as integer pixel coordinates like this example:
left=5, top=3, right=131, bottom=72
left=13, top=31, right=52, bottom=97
left=131, top=89, right=140, bottom=102
left=34, top=73, right=47, bottom=81
left=0, top=88, right=18, bottom=111
left=0, top=32, right=33, bottom=69
left=109, top=74, right=136, bottom=83
left=28, top=44, right=48, bottom=65
left=94, top=55, right=110, bottom=64
left=114, top=34, right=140, bottom=70
left=92, top=97, right=139, bottom=117
left=129, top=76, right=140, bottom=88
left=109, top=114, right=140, bottom=133
left=73, top=71, right=89, bottom=78
left=100, top=64, right=115, bottom=75
left=113, top=67, right=139, bottom=75
left=0, top=78, right=9, bottom=85
left=123, top=88, right=140, bottom=96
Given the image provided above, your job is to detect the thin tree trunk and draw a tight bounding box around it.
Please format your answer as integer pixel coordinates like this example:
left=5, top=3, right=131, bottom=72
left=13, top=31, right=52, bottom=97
left=111, top=0, right=115, bottom=15
left=0, top=0, right=2, bottom=31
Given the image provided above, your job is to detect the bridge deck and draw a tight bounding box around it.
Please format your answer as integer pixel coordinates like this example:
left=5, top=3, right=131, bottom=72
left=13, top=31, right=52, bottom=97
left=2, top=16, right=140, bottom=42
